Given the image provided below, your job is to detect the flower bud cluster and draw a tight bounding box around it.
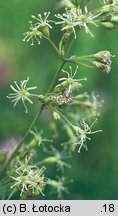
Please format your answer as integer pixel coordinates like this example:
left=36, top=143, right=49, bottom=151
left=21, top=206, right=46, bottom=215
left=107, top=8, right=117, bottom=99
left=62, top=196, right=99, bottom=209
left=99, top=1, right=118, bottom=29
left=92, top=51, right=113, bottom=73
left=76, top=50, right=113, bottom=73
left=50, top=66, right=86, bottom=108
left=51, top=88, right=73, bottom=107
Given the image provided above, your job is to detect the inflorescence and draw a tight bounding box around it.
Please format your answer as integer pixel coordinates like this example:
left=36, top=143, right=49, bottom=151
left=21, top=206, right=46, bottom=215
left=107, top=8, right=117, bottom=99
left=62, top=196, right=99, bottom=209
left=5, top=0, right=118, bottom=199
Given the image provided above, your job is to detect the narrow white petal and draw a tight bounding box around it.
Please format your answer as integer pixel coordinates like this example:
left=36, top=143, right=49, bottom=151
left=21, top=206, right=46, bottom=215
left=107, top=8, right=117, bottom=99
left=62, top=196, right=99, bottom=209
left=14, top=82, right=21, bottom=91
left=10, top=85, right=19, bottom=93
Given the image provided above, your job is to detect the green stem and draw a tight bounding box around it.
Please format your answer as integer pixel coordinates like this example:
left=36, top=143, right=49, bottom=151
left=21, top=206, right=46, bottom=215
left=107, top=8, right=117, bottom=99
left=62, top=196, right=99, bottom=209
left=1, top=34, right=75, bottom=177
left=8, top=188, right=17, bottom=200
left=45, top=37, right=76, bottom=63
left=65, top=36, right=75, bottom=57
left=46, top=37, right=62, bottom=58
left=47, top=60, right=66, bottom=93
left=78, top=61, right=94, bottom=68
left=0, top=104, right=44, bottom=176
left=54, top=109, right=73, bottom=128
left=78, top=55, right=93, bottom=60
left=45, top=36, right=95, bottom=69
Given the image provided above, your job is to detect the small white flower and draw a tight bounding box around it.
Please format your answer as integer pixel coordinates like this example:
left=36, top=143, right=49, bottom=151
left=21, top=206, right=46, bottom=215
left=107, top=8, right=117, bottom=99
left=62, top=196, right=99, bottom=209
left=23, top=21, right=42, bottom=45
left=30, top=128, right=52, bottom=150
left=58, top=66, right=86, bottom=91
left=7, top=77, right=37, bottom=113
left=72, top=119, right=102, bottom=153
left=77, top=7, right=100, bottom=37
left=85, top=92, right=104, bottom=117
left=44, top=147, right=71, bottom=172
left=23, top=12, right=52, bottom=45
left=75, top=92, right=104, bottom=117
left=31, top=12, right=52, bottom=29
left=55, top=7, right=79, bottom=38
left=48, top=176, right=70, bottom=199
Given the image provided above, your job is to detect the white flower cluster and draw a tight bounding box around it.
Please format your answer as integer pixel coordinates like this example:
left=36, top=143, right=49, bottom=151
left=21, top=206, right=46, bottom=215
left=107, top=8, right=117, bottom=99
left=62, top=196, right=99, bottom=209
left=11, top=157, right=46, bottom=196
left=55, top=6, right=101, bottom=38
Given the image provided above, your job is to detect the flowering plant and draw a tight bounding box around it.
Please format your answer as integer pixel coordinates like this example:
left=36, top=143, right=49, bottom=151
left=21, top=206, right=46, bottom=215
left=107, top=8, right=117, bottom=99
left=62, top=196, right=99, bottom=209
left=0, top=0, right=118, bottom=199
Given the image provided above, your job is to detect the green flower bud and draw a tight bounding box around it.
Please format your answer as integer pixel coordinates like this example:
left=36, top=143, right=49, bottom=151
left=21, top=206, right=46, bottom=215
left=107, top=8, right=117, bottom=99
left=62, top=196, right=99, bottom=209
left=43, top=156, right=57, bottom=164
left=75, top=93, right=89, bottom=101
left=47, top=176, right=69, bottom=199
left=104, top=0, right=114, bottom=4
left=111, top=16, right=118, bottom=23
left=59, top=32, right=71, bottom=55
left=53, top=111, right=61, bottom=120
left=44, top=96, right=52, bottom=105
left=101, top=21, right=114, bottom=29
left=48, top=179, right=59, bottom=188
left=31, top=15, right=35, bottom=19
left=92, top=60, right=111, bottom=73
left=31, top=12, right=52, bottom=39
left=73, top=0, right=81, bottom=6
left=99, top=4, right=117, bottom=14
left=41, top=25, right=50, bottom=38
left=49, top=122, right=58, bottom=138
left=58, top=0, right=74, bottom=8
left=38, top=95, right=45, bottom=102
left=93, top=50, right=113, bottom=62
left=72, top=125, right=84, bottom=135
left=100, top=5, right=114, bottom=14
left=100, top=14, right=112, bottom=22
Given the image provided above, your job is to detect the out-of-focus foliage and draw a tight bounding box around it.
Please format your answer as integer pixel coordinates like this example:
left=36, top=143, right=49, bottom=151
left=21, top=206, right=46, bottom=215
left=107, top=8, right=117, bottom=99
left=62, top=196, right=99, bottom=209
left=0, top=0, right=118, bottom=199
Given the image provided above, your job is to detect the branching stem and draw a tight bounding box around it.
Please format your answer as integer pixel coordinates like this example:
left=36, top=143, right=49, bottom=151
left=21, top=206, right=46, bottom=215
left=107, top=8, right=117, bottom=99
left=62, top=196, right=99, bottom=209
left=1, top=34, right=75, bottom=178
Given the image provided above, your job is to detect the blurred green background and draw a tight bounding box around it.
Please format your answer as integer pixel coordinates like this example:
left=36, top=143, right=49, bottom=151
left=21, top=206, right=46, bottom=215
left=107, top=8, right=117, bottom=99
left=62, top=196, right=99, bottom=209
left=0, top=0, right=118, bottom=199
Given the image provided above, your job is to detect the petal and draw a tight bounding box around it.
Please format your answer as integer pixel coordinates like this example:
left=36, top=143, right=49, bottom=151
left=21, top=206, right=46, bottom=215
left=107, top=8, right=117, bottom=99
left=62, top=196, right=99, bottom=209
left=10, top=85, right=19, bottom=93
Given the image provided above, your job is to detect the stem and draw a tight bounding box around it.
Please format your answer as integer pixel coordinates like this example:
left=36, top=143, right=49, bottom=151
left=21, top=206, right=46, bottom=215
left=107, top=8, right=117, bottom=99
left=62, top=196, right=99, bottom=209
left=46, top=37, right=62, bottom=58
left=45, top=37, right=76, bottom=63
left=54, top=109, right=73, bottom=128
left=0, top=104, right=44, bottom=176
left=1, top=34, right=75, bottom=177
left=7, top=188, right=17, bottom=200
left=47, top=60, right=66, bottom=93
left=78, top=55, right=93, bottom=60
left=78, top=62, right=94, bottom=68
left=65, top=36, right=75, bottom=57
